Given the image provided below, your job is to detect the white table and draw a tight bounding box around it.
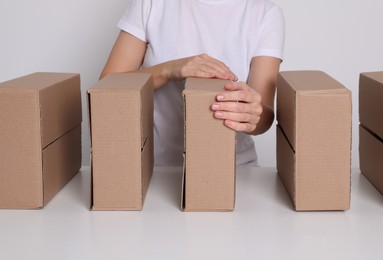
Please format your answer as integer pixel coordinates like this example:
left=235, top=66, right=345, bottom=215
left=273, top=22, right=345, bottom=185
left=0, top=167, right=382, bottom=260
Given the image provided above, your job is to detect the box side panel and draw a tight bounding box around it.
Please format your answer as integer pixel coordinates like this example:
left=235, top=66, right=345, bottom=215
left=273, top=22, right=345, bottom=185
left=360, top=125, right=383, bottom=195
left=42, top=124, right=82, bottom=205
left=276, top=125, right=296, bottom=208
left=277, top=73, right=297, bottom=150
left=295, top=93, right=351, bottom=211
left=140, top=81, right=154, bottom=207
left=184, top=93, right=236, bottom=211
left=0, top=72, right=78, bottom=90
left=90, top=92, right=141, bottom=210
left=0, top=91, right=43, bottom=208
left=88, top=73, right=152, bottom=92
left=278, top=71, right=347, bottom=92
left=359, top=73, right=383, bottom=139
left=40, top=74, right=82, bottom=148
left=181, top=92, right=187, bottom=210
left=140, top=76, right=154, bottom=147
left=141, top=134, right=153, bottom=208
left=185, top=77, right=230, bottom=92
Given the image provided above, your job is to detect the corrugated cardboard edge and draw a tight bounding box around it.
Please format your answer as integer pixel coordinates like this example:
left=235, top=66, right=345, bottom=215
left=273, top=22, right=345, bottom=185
left=359, top=125, right=383, bottom=195
left=86, top=92, right=94, bottom=210
left=181, top=77, right=236, bottom=212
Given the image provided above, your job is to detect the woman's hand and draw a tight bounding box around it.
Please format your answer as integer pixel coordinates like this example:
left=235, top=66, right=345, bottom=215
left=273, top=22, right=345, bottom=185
left=164, top=54, right=238, bottom=82
left=211, top=56, right=281, bottom=135
left=211, top=82, right=263, bottom=133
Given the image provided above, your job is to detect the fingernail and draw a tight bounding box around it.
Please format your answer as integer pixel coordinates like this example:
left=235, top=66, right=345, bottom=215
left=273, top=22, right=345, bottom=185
left=217, top=95, right=224, bottom=101
left=215, top=112, right=223, bottom=118
left=212, top=104, right=219, bottom=110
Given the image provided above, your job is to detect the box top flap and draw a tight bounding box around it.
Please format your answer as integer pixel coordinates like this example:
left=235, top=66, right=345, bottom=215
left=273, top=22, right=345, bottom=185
left=88, top=73, right=152, bottom=93
left=279, top=71, right=349, bottom=93
left=361, top=71, right=383, bottom=84
left=0, top=72, right=82, bottom=148
left=0, top=72, right=78, bottom=90
left=184, top=77, right=230, bottom=94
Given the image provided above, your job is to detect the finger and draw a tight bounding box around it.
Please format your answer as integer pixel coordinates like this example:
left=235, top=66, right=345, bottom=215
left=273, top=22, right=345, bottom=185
left=224, top=82, right=248, bottom=91
left=212, top=101, right=250, bottom=113
left=216, top=90, right=261, bottom=104
left=212, top=101, right=263, bottom=115
left=214, top=111, right=259, bottom=125
left=224, top=120, right=256, bottom=133
left=216, top=82, right=261, bottom=103
left=191, top=64, right=234, bottom=80
left=199, top=54, right=238, bottom=81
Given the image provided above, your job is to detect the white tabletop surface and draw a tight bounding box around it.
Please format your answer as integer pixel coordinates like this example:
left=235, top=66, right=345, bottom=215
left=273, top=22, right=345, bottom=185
left=0, top=167, right=382, bottom=260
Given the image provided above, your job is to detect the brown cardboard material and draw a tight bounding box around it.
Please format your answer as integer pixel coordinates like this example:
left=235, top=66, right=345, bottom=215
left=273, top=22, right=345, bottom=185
left=182, top=77, right=236, bottom=212
left=88, top=73, right=154, bottom=211
left=359, top=126, right=383, bottom=194
left=276, top=71, right=352, bottom=211
left=359, top=72, right=383, bottom=139
left=0, top=72, right=82, bottom=209
left=359, top=71, right=383, bottom=195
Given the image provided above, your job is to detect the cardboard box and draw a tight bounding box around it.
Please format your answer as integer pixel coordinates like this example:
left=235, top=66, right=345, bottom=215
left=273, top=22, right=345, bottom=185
left=276, top=71, right=352, bottom=211
left=88, top=73, right=154, bottom=210
left=359, top=72, right=383, bottom=195
left=0, top=72, right=82, bottom=209
left=182, top=78, right=236, bottom=211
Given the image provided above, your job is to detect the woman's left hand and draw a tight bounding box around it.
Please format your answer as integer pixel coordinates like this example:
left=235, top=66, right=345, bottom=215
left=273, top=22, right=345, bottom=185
left=211, top=82, right=263, bottom=133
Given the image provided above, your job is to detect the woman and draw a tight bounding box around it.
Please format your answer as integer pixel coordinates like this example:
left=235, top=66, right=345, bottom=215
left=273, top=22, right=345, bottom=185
left=100, top=0, right=285, bottom=166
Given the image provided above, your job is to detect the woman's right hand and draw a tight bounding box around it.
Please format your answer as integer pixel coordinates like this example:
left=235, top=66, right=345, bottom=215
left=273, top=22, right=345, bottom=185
left=164, top=54, right=238, bottom=82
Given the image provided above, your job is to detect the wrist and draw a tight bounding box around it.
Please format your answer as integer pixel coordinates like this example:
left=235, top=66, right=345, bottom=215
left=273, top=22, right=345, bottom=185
left=140, top=62, right=171, bottom=90
left=160, top=60, right=173, bottom=82
left=252, top=105, right=274, bottom=135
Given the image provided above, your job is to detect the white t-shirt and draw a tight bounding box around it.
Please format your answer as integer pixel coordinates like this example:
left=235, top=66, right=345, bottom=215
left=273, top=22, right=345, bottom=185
left=118, top=0, right=285, bottom=166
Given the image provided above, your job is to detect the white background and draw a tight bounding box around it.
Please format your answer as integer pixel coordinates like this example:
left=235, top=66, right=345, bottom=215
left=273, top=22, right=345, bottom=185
left=1, top=0, right=382, bottom=167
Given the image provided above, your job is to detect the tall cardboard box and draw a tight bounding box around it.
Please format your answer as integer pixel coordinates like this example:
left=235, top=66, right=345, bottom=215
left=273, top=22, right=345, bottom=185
left=182, top=78, right=236, bottom=211
left=276, top=71, right=352, bottom=211
left=0, top=72, right=82, bottom=209
left=88, top=73, right=154, bottom=210
left=359, top=72, right=383, bottom=194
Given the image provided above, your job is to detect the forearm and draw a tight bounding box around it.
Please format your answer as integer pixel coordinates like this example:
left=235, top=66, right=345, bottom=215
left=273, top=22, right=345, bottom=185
left=247, top=56, right=279, bottom=135
left=99, top=30, right=172, bottom=89
left=140, top=55, right=238, bottom=90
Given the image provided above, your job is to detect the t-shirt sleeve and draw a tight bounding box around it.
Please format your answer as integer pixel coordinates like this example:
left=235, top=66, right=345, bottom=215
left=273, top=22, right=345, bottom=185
left=117, top=0, right=151, bottom=42
left=253, top=6, right=285, bottom=60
